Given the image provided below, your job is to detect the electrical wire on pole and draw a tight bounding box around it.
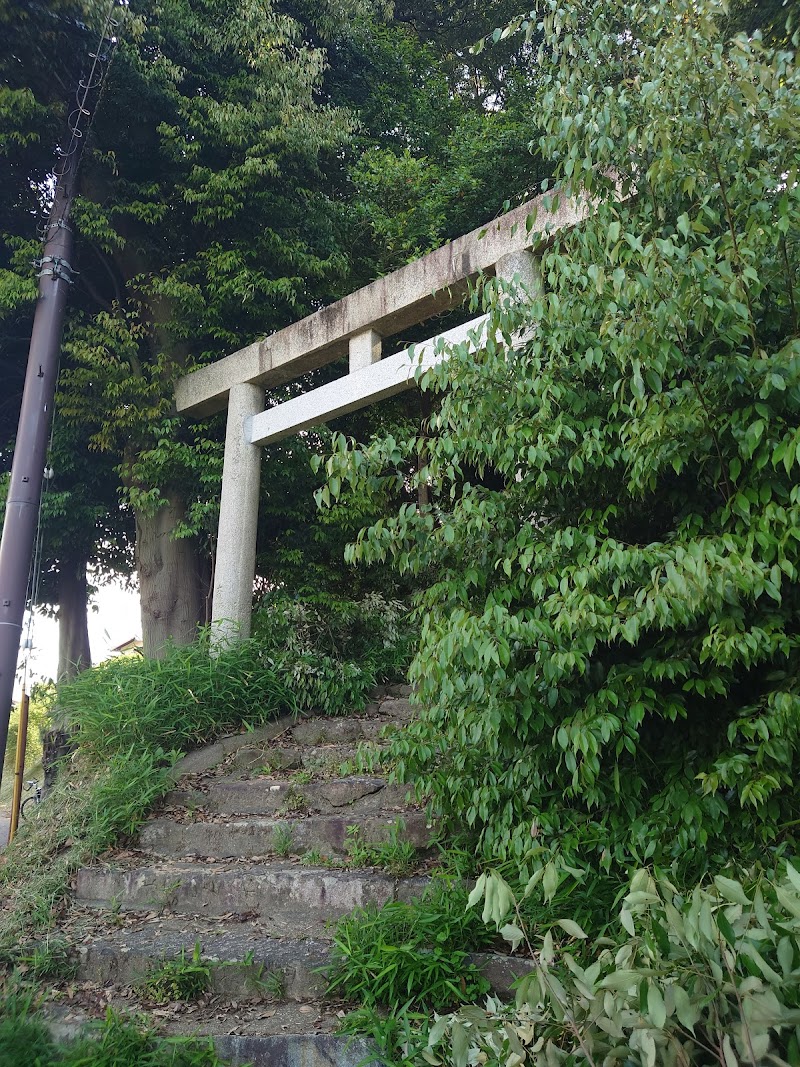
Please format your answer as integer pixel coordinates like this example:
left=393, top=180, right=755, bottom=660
left=0, top=1, right=121, bottom=794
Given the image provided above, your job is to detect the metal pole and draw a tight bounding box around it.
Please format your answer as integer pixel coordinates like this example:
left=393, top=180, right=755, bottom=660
left=0, top=149, right=78, bottom=794
left=8, top=689, right=30, bottom=843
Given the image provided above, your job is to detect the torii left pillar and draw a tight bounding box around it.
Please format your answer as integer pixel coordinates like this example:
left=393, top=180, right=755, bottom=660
left=211, top=382, right=264, bottom=646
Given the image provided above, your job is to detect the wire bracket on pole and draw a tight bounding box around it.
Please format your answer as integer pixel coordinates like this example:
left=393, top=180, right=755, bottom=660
left=34, top=256, right=77, bottom=283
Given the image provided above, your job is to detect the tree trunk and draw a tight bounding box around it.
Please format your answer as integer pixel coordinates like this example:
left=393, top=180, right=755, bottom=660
left=136, top=489, right=205, bottom=658
left=57, top=558, right=92, bottom=682
left=42, top=725, right=75, bottom=793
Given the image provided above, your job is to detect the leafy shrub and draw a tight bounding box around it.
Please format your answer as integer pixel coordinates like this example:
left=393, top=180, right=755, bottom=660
left=252, top=592, right=415, bottom=714
left=318, top=0, right=800, bottom=884
left=427, top=864, right=800, bottom=1067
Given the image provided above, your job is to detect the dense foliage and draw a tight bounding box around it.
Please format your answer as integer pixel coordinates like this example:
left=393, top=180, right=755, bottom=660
left=319, top=0, right=800, bottom=886
left=429, top=864, right=800, bottom=1067
left=1, top=0, right=548, bottom=658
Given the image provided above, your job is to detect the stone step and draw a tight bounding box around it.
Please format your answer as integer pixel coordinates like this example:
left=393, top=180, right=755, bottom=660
left=170, top=701, right=412, bottom=779
left=44, top=1000, right=373, bottom=1067
left=77, top=923, right=331, bottom=1001
left=74, top=860, right=428, bottom=936
left=225, top=740, right=379, bottom=777
left=75, top=919, right=533, bottom=1003
left=287, top=715, right=401, bottom=747
left=213, top=1033, right=372, bottom=1067
left=171, top=776, right=410, bottom=817
left=138, top=811, right=433, bottom=859
left=165, top=695, right=409, bottom=781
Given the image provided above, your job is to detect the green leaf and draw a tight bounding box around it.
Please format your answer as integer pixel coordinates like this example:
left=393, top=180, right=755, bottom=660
left=714, top=876, right=751, bottom=906
left=451, top=1021, right=469, bottom=1067
left=647, top=982, right=667, bottom=1029
left=556, top=919, right=588, bottom=940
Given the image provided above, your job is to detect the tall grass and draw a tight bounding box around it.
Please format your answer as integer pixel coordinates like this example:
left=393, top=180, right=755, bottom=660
left=0, top=975, right=232, bottom=1066
left=57, top=594, right=415, bottom=759
left=57, top=637, right=295, bottom=759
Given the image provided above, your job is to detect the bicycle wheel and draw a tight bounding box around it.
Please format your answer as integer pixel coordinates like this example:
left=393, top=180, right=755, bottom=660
left=20, top=796, right=38, bottom=818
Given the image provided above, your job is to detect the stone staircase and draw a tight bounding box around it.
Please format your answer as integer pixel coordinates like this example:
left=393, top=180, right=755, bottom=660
left=46, top=688, right=528, bottom=1065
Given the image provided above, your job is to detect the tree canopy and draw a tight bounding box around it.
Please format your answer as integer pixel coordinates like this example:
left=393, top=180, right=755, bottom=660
left=1, top=0, right=549, bottom=659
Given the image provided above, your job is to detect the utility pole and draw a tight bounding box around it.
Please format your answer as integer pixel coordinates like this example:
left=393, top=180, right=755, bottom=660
left=0, top=146, right=80, bottom=794
left=0, top=3, right=119, bottom=793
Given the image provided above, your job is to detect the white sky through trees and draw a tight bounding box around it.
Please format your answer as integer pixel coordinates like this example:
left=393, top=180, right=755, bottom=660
left=14, top=580, right=140, bottom=697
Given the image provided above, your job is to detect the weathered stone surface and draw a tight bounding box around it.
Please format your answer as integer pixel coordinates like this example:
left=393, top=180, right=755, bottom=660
left=171, top=717, right=295, bottom=777
left=74, top=861, right=429, bottom=936
left=230, top=746, right=302, bottom=772
left=230, top=742, right=363, bottom=775
left=195, top=776, right=408, bottom=816
left=213, top=1034, right=378, bottom=1067
left=168, top=706, right=406, bottom=780
left=316, top=777, right=384, bottom=808
left=77, top=925, right=330, bottom=1001
left=290, top=720, right=364, bottom=745
left=42, top=1001, right=349, bottom=1049
left=249, top=317, right=488, bottom=447
left=175, top=191, right=584, bottom=417
left=386, top=683, right=413, bottom=698
left=138, top=812, right=433, bottom=859
left=378, top=697, right=414, bottom=720
left=211, top=381, right=264, bottom=646
left=469, top=952, right=535, bottom=996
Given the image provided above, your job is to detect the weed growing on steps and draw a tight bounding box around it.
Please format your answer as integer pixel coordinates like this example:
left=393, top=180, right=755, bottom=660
left=140, top=943, right=211, bottom=1004
left=344, top=821, right=418, bottom=876
left=279, top=786, right=307, bottom=814
left=246, top=965, right=286, bottom=1000
left=296, top=821, right=421, bottom=874
left=326, top=875, right=495, bottom=1013
left=337, top=1007, right=431, bottom=1067
left=272, top=826, right=295, bottom=856
left=13, top=938, right=77, bottom=982
left=0, top=975, right=233, bottom=1066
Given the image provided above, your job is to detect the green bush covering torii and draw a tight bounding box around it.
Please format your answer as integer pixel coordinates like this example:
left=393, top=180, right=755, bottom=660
left=319, top=0, right=800, bottom=885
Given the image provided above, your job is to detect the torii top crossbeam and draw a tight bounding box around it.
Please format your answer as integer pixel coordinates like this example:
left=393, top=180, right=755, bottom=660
left=175, top=190, right=583, bottom=643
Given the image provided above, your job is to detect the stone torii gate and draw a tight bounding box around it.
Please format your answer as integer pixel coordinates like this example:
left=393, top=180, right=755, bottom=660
left=175, top=191, right=582, bottom=643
